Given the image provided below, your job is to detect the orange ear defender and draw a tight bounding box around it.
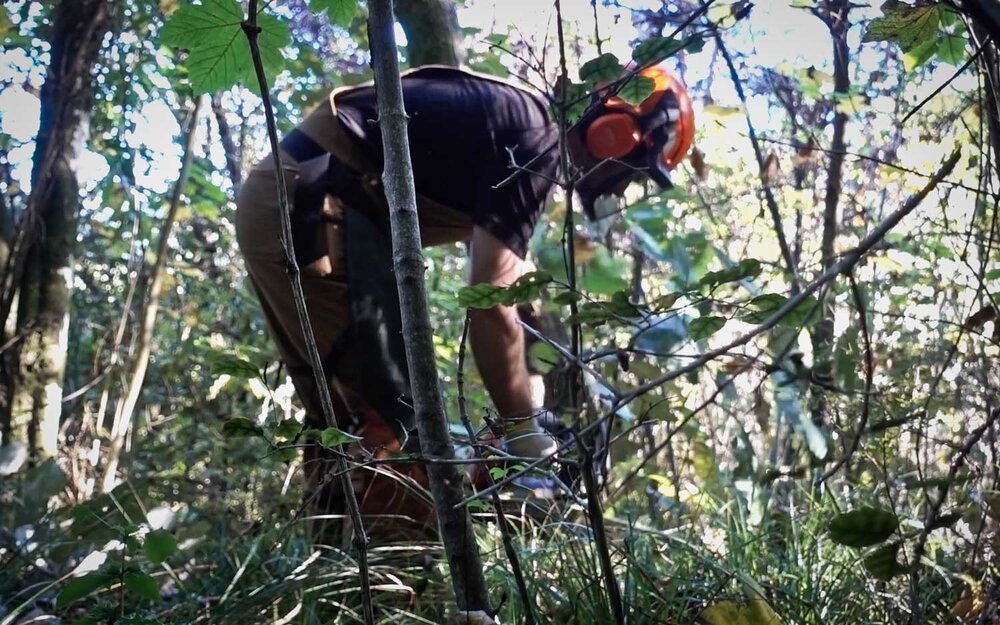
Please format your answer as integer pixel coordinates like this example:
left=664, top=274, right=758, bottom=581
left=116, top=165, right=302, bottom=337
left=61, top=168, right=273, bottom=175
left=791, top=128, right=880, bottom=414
left=585, top=112, right=642, bottom=160
left=582, top=66, right=695, bottom=182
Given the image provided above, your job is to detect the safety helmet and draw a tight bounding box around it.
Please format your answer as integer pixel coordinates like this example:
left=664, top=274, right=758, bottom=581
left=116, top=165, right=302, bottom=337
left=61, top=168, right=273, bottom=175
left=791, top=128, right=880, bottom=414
left=581, top=66, right=695, bottom=189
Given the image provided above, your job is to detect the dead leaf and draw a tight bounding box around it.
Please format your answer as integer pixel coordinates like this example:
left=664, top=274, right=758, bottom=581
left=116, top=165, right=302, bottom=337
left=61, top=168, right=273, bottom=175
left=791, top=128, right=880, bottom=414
left=951, top=574, right=985, bottom=622
left=690, top=146, right=708, bottom=180
left=702, top=598, right=783, bottom=625
left=761, top=152, right=781, bottom=185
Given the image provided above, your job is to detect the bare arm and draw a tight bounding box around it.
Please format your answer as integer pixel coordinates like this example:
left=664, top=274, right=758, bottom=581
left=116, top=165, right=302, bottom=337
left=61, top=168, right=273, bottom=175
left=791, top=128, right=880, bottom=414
left=467, top=226, right=534, bottom=420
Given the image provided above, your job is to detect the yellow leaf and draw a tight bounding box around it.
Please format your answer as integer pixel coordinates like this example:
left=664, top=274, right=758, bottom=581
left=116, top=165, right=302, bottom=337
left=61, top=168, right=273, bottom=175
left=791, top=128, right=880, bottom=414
left=704, top=104, right=743, bottom=120
left=702, top=599, right=783, bottom=625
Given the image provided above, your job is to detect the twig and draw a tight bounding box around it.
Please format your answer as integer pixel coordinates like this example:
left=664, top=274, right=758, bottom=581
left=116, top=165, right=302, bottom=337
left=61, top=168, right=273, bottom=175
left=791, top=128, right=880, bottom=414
left=908, top=407, right=1000, bottom=624
left=367, top=0, right=491, bottom=614
left=462, top=144, right=955, bottom=505
left=818, top=273, right=873, bottom=484
left=901, top=40, right=987, bottom=125
left=555, top=1, right=621, bottom=620
left=705, top=7, right=801, bottom=292
left=611, top=150, right=961, bottom=413
left=457, top=313, right=537, bottom=625
left=240, top=6, right=374, bottom=624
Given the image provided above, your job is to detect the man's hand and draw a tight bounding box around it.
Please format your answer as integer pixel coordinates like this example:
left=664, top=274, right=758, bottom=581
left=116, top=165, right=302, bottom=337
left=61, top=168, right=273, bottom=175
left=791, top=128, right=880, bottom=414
left=467, top=226, right=556, bottom=459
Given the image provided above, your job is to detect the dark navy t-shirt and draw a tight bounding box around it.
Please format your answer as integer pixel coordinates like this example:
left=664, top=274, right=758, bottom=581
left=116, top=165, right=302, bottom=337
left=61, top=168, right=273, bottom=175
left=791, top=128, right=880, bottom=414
left=284, top=67, right=560, bottom=261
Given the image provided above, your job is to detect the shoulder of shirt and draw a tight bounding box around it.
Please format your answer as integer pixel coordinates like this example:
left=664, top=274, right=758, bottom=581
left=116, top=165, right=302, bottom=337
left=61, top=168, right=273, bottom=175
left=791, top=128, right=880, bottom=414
left=328, top=65, right=547, bottom=108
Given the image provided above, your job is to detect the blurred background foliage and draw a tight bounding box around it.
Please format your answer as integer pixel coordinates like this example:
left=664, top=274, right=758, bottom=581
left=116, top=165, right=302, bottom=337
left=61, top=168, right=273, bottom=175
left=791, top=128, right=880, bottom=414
left=1, top=0, right=999, bottom=623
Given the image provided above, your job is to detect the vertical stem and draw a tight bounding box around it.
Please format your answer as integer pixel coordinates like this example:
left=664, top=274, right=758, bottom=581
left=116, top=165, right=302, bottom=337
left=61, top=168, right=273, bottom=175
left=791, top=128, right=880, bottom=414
left=458, top=312, right=537, bottom=625
left=366, top=0, right=491, bottom=614
left=554, top=2, right=622, bottom=623
left=240, top=6, right=375, bottom=624
left=708, top=21, right=801, bottom=292
left=811, top=0, right=851, bottom=428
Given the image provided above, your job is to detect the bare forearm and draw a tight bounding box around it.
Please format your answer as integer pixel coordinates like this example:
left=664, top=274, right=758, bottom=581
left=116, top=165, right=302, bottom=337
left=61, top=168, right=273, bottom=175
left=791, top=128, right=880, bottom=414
left=468, top=305, right=534, bottom=419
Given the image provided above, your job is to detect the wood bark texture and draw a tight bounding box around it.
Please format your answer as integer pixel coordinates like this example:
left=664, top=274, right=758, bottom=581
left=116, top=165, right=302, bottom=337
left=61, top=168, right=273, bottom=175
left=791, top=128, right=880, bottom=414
left=367, top=0, right=491, bottom=613
left=394, top=0, right=465, bottom=67
left=810, top=0, right=850, bottom=428
left=2, top=0, right=113, bottom=456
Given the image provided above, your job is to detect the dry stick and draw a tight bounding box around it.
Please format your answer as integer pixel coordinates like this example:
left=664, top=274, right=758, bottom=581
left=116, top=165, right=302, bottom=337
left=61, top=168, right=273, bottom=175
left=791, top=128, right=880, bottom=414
left=457, top=313, right=537, bottom=625
left=460, top=150, right=962, bottom=507
left=366, top=0, right=491, bottom=616
left=707, top=16, right=801, bottom=293
left=908, top=407, right=1000, bottom=624
left=818, top=273, right=872, bottom=484
left=553, top=0, right=623, bottom=622
left=239, top=6, right=375, bottom=625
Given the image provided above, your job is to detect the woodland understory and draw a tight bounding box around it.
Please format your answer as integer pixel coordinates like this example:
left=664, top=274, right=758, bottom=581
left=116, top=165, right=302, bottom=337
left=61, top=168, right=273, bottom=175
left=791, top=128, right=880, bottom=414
left=1, top=0, right=1000, bottom=623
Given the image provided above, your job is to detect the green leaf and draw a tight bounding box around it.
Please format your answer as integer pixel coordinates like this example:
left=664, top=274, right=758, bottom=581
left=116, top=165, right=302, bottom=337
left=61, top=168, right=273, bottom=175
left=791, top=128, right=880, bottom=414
left=160, top=0, right=289, bottom=94
left=527, top=342, right=560, bottom=375
left=489, top=466, right=510, bottom=480
left=936, top=34, right=965, bottom=64
left=631, top=36, right=701, bottom=66
left=863, top=542, right=908, bottom=581
left=904, top=36, right=938, bottom=71
left=222, top=417, right=263, bottom=438
left=0, top=7, right=12, bottom=41
left=863, top=4, right=940, bottom=52
left=579, top=52, right=623, bottom=84
left=617, top=75, right=656, bottom=106
left=828, top=507, right=898, bottom=548
left=57, top=573, right=115, bottom=607
left=124, top=571, right=161, bottom=602
left=311, top=0, right=359, bottom=26
left=504, top=271, right=554, bottom=305
left=702, top=598, right=782, bottom=625
left=740, top=294, right=820, bottom=328
left=457, top=283, right=506, bottom=308
left=209, top=353, right=260, bottom=378
left=650, top=293, right=679, bottom=311
left=553, top=290, right=582, bottom=305
left=689, top=316, right=726, bottom=340
left=143, top=529, right=177, bottom=564
left=273, top=419, right=303, bottom=443
left=457, top=271, right=553, bottom=308
left=319, top=427, right=362, bottom=448
left=272, top=446, right=298, bottom=462
left=556, top=80, right=592, bottom=124
left=700, top=259, right=762, bottom=288
left=467, top=499, right=491, bottom=512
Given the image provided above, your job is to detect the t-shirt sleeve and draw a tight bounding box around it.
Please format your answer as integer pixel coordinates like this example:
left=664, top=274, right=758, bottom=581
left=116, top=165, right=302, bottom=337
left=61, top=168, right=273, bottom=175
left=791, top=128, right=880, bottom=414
left=474, top=126, right=559, bottom=258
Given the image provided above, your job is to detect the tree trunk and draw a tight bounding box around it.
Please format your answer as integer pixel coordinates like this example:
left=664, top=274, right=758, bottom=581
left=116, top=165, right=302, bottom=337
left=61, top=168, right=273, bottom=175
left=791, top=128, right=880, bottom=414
left=101, top=97, right=204, bottom=492
left=394, top=0, right=464, bottom=67
left=212, top=94, right=242, bottom=194
left=3, top=0, right=113, bottom=457
left=809, top=0, right=850, bottom=430
left=368, top=0, right=491, bottom=615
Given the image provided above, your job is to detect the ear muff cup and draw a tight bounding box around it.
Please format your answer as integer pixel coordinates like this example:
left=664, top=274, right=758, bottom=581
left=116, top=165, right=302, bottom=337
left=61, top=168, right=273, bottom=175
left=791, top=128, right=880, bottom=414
left=585, top=112, right=642, bottom=160
left=661, top=81, right=694, bottom=168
